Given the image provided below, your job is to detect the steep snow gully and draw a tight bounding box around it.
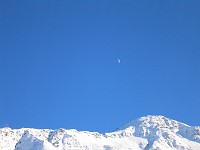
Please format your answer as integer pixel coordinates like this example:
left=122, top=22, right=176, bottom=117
left=1, top=116, right=200, bottom=150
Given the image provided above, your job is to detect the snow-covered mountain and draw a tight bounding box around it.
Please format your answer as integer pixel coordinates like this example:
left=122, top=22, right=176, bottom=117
left=1, top=115, right=200, bottom=150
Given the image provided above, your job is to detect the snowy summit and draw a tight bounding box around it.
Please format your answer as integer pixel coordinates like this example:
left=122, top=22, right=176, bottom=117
left=1, top=115, right=200, bottom=150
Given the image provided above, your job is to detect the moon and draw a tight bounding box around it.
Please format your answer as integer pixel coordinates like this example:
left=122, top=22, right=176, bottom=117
left=117, top=59, right=121, bottom=63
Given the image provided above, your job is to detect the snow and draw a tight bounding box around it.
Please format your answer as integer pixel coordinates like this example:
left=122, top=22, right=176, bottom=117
left=0, top=115, right=200, bottom=150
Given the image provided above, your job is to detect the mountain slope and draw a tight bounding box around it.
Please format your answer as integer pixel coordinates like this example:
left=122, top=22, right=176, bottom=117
left=1, top=115, right=200, bottom=150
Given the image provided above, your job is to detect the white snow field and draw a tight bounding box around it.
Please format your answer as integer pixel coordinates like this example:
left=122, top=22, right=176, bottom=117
left=1, top=115, right=200, bottom=150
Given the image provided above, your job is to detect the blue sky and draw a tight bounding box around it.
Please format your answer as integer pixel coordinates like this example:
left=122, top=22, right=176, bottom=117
left=0, top=1, right=200, bottom=133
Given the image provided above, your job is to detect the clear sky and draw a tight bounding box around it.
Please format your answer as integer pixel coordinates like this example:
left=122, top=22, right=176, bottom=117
left=0, top=1, right=200, bottom=133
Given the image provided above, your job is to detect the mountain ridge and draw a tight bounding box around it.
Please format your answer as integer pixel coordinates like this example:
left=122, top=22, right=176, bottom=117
left=1, top=115, right=200, bottom=150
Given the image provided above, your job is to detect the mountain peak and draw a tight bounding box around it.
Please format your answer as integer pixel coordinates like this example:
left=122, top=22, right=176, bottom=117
left=1, top=115, right=200, bottom=150
left=120, top=115, right=186, bottom=130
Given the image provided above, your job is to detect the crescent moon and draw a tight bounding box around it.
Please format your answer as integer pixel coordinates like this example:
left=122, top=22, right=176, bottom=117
left=117, top=59, right=121, bottom=63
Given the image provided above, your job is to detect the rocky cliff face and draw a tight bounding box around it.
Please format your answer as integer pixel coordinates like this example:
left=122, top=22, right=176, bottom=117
left=1, top=115, right=200, bottom=150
